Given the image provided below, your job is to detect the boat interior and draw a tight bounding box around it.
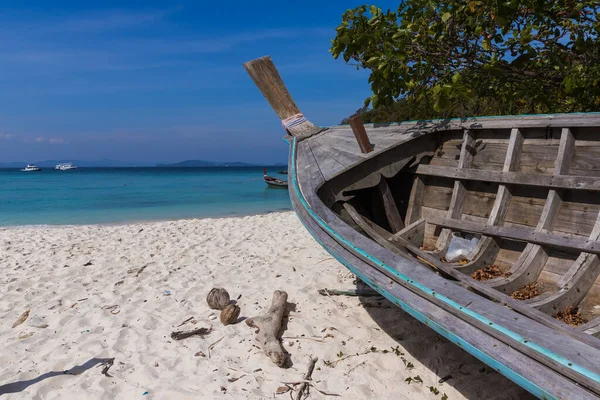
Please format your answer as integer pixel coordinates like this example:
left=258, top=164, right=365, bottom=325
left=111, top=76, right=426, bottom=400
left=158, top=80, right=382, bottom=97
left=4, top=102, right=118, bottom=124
left=317, top=125, right=600, bottom=335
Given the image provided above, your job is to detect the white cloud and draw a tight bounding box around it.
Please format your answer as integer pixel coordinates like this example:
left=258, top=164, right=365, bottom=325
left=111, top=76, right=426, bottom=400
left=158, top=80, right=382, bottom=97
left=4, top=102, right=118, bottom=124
left=35, top=137, right=45, bottom=142
left=48, top=137, right=65, bottom=144
left=0, top=133, right=14, bottom=140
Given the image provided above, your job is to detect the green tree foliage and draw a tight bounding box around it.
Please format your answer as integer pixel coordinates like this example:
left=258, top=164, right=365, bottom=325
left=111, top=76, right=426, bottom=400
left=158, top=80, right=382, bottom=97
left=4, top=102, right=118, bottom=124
left=331, top=1, right=600, bottom=122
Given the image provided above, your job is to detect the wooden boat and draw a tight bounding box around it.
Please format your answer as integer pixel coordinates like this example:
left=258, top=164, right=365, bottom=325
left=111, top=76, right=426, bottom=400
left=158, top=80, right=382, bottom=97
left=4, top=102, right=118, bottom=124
left=245, top=56, right=600, bottom=399
left=263, top=168, right=288, bottom=188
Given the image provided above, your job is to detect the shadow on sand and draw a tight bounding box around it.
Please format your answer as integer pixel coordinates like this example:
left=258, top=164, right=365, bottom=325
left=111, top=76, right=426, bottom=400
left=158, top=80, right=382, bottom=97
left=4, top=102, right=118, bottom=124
left=355, top=281, right=535, bottom=400
left=0, top=357, right=113, bottom=396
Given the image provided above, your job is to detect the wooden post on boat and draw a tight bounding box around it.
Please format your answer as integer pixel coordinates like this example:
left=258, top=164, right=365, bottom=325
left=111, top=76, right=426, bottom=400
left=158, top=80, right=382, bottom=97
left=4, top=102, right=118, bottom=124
left=348, top=116, right=373, bottom=154
left=243, top=56, right=322, bottom=138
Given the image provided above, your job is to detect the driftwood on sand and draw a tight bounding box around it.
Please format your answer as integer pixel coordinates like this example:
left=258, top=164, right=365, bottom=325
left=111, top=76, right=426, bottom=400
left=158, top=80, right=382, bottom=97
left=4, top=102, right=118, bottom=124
left=170, top=327, right=212, bottom=341
left=246, top=290, right=288, bottom=367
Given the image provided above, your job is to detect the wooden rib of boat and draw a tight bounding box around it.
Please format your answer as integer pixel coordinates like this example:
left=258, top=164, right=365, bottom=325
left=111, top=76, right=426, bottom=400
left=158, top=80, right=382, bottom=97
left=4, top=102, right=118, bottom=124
left=263, top=167, right=288, bottom=188
left=245, top=56, right=600, bottom=399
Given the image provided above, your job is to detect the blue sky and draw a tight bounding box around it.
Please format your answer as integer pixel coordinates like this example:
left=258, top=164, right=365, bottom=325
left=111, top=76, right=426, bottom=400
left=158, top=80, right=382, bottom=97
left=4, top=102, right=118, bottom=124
left=0, top=1, right=398, bottom=164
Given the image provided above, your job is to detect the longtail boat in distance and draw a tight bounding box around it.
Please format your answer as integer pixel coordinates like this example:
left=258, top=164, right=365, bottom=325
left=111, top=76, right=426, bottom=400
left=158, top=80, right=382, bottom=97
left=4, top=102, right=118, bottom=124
left=244, top=55, right=600, bottom=400
left=263, top=168, right=288, bottom=188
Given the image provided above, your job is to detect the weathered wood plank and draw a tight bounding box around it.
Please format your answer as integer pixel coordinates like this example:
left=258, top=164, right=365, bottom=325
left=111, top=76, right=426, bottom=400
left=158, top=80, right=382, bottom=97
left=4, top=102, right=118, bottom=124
left=488, top=129, right=575, bottom=294
left=456, top=129, right=523, bottom=274
left=307, top=141, right=345, bottom=182
left=343, top=202, right=410, bottom=258
left=296, top=137, right=600, bottom=391
left=581, top=317, right=600, bottom=337
left=390, top=218, right=426, bottom=247
left=377, top=176, right=404, bottom=233
left=436, top=130, right=476, bottom=252
left=416, top=165, right=600, bottom=191
left=243, top=56, right=321, bottom=137
left=555, top=128, right=575, bottom=175
left=530, top=211, right=600, bottom=313
left=290, top=183, right=590, bottom=399
left=349, top=116, right=373, bottom=154
left=405, top=176, right=425, bottom=225
left=427, top=216, right=600, bottom=256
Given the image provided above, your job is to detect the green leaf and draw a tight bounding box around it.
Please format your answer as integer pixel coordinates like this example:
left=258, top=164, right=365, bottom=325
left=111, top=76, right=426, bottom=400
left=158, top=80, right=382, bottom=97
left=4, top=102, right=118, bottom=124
left=564, top=76, right=573, bottom=93
left=481, top=40, right=491, bottom=51
left=367, top=56, right=379, bottom=65
left=452, top=72, right=461, bottom=83
left=371, top=94, right=379, bottom=108
left=370, top=5, right=378, bottom=15
left=442, top=12, right=452, bottom=23
left=340, top=35, right=353, bottom=45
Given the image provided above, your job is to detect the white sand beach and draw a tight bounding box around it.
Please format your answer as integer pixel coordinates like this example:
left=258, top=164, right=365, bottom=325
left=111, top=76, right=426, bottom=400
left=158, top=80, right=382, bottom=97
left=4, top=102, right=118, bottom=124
left=0, top=212, right=532, bottom=399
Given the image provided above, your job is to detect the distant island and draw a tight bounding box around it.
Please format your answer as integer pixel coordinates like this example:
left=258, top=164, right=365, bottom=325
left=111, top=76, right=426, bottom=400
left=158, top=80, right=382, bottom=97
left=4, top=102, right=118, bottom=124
left=0, top=159, right=286, bottom=168
left=157, top=160, right=261, bottom=167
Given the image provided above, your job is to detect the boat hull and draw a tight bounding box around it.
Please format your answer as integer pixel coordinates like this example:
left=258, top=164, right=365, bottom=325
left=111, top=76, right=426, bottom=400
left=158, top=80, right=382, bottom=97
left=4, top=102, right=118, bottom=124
left=264, top=180, right=288, bottom=188
left=244, top=54, right=600, bottom=399
left=288, top=118, right=600, bottom=399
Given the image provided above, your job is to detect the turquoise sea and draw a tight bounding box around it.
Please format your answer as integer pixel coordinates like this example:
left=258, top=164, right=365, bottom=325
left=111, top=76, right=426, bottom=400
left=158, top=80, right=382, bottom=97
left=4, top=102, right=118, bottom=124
left=0, top=167, right=291, bottom=226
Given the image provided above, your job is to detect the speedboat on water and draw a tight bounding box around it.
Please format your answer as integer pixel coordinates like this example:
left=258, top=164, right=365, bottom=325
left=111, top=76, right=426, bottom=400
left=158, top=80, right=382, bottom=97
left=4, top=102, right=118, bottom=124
left=21, top=164, right=41, bottom=172
left=55, top=163, right=77, bottom=170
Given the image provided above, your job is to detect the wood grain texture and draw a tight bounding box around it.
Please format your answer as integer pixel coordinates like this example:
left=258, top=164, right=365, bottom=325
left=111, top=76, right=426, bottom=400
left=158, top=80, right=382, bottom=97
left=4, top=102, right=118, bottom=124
left=416, top=165, right=600, bottom=192
left=390, top=218, right=426, bottom=246
left=488, top=129, right=575, bottom=295
left=436, top=130, right=476, bottom=252
left=295, top=139, right=600, bottom=394
left=290, top=181, right=591, bottom=399
left=455, top=129, right=523, bottom=274
left=428, top=216, right=600, bottom=256
left=243, top=56, right=321, bottom=137
left=405, top=176, right=425, bottom=225
left=349, top=116, right=373, bottom=154
left=343, top=202, right=410, bottom=257
left=377, top=176, right=405, bottom=233
left=530, top=211, right=600, bottom=313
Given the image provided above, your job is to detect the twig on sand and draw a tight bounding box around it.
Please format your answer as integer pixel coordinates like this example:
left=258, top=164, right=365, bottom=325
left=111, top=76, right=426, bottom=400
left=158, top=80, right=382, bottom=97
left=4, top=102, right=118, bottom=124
left=208, top=336, right=225, bottom=358
left=285, top=357, right=339, bottom=399
left=295, top=356, right=317, bottom=400
left=282, top=336, right=325, bottom=343
left=170, top=327, right=212, bottom=341
left=325, top=347, right=381, bottom=367
left=319, top=289, right=346, bottom=309
left=135, top=265, right=148, bottom=277
left=317, top=288, right=380, bottom=297
left=176, top=316, right=194, bottom=327
left=344, top=360, right=367, bottom=376
left=99, top=358, right=115, bottom=377
left=12, top=309, right=30, bottom=328
left=316, top=257, right=334, bottom=264
left=101, top=305, right=121, bottom=315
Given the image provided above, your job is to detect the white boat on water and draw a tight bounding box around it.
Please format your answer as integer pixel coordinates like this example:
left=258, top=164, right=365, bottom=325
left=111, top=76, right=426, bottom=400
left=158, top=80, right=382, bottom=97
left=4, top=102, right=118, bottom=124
left=55, top=163, right=78, bottom=170
left=21, top=164, right=41, bottom=172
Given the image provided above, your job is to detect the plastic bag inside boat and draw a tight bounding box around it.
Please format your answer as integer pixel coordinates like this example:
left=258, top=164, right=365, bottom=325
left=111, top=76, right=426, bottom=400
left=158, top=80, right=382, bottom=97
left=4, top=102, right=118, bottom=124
left=445, top=233, right=479, bottom=262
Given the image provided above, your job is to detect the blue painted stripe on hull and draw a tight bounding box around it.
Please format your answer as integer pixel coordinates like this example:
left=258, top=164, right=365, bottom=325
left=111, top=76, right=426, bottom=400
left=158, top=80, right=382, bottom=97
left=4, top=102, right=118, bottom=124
left=289, top=136, right=598, bottom=398
left=292, top=200, right=556, bottom=399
